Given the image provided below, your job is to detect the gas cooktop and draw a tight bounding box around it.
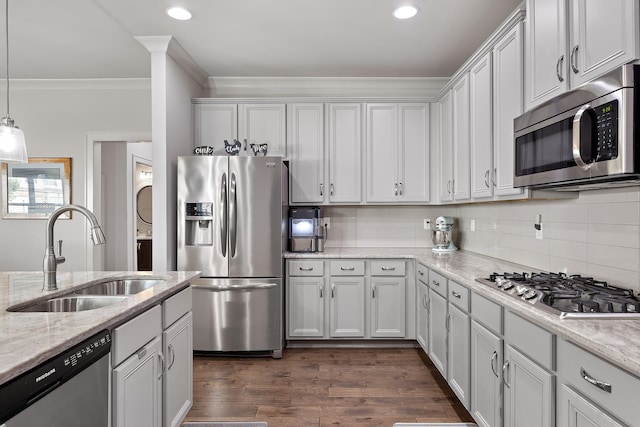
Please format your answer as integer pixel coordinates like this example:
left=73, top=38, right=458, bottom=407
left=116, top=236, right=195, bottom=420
left=475, top=272, right=640, bottom=319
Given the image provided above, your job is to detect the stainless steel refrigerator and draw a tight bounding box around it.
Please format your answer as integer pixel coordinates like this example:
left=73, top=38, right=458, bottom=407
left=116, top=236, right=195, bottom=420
left=177, top=155, right=288, bottom=357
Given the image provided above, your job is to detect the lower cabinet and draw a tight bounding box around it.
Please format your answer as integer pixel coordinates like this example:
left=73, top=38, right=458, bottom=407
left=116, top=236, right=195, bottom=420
left=288, top=276, right=325, bottom=337
left=329, top=276, right=365, bottom=337
left=163, top=312, right=193, bottom=427
left=369, top=276, right=406, bottom=337
left=503, top=344, right=555, bottom=427
left=416, top=270, right=429, bottom=352
left=447, top=302, right=470, bottom=409
left=428, top=289, right=448, bottom=377
left=558, top=385, right=625, bottom=427
left=471, top=320, right=503, bottom=427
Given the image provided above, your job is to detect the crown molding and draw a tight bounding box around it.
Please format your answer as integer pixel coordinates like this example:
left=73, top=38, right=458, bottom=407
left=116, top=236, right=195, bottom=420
left=2, top=78, right=151, bottom=91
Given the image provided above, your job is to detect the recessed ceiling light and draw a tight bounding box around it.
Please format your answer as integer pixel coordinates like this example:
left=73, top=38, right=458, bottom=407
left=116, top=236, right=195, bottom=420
left=393, top=5, right=419, bottom=19
left=166, top=7, right=192, bottom=21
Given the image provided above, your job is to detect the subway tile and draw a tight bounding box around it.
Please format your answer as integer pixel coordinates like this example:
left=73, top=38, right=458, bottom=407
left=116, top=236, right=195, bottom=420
left=545, top=221, right=588, bottom=243
left=585, top=264, right=640, bottom=294
left=587, top=243, right=640, bottom=271
left=588, top=202, right=639, bottom=225
left=546, top=257, right=587, bottom=276
left=587, top=223, right=640, bottom=249
left=584, top=187, right=640, bottom=204
left=548, top=239, right=587, bottom=263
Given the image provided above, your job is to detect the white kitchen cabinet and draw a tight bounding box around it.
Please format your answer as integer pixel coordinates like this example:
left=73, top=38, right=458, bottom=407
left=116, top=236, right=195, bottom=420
left=369, top=277, right=406, bottom=338
left=365, top=103, right=429, bottom=203
left=416, top=265, right=429, bottom=352
left=163, top=312, right=193, bottom=427
left=438, top=90, right=454, bottom=202
left=288, top=103, right=325, bottom=204
left=558, top=385, right=624, bottom=427
left=503, top=344, right=555, bottom=427
left=327, top=103, right=362, bottom=204
left=113, top=336, right=163, bottom=427
left=452, top=75, right=470, bottom=201
left=329, top=276, right=365, bottom=337
left=193, top=102, right=286, bottom=156
left=525, top=0, right=638, bottom=109
left=471, top=320, right=503, bottom=427
left=492, top=21, right=524, bottom=197
left=428, top=288, right=448, bottom=378
left=447, top=293, right=471, bottom=409
left=469, top=52, right=493, bottom=200
left=288, top=275, right=325, bottom=338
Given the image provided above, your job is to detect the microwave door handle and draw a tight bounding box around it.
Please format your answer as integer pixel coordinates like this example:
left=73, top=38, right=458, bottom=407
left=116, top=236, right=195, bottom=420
left=220, top=173, right=228, bottom=257
left=572, top=103, right=593, bottom=170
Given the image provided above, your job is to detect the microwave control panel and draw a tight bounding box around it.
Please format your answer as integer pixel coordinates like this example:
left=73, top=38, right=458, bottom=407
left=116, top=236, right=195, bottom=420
left=594, top=100, right=618, bottom=161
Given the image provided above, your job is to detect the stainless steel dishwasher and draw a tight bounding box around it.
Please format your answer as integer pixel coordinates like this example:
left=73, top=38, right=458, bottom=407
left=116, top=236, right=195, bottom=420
left=0, top=329, right=111, bottom=427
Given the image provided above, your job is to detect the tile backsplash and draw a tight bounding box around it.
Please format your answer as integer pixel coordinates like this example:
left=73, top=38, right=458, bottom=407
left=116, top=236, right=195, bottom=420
left=323, top=187, right=640, bottom=292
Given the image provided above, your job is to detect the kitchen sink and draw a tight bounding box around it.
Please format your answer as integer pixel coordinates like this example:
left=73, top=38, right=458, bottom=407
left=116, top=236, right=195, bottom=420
left=74, top=278, right=166, bottom=295
left=8, top=295, right=128, bottom=312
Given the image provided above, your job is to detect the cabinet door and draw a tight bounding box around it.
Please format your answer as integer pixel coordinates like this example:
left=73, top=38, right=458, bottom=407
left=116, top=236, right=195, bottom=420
left=193, top=104, right=238, bottom=155
left=493, top=21, right=525, bottom=197
left=370, top=277, right=406, bottom=338
left=239, top=103, right=287, bottom=157
left=504, top=344, right=555, bottom=427
left=447, top=303, right=471, bottom=409
left=471, top=320, right=503, bottom=427
left=113, top=336, right=162, bottom=427
left=288, top=276, right=325, bottom=337
left=469, top=53, right=493, bottom=200
left=439, top=91, right=454, bottom=202
left=329, top=277, right=365, bottom=337
left=289, top=103, right=325, bottom=204
left=570, top=0, right=639, bottom=87
left=428, top=289, right=448, bottom=377
left=452, top=74, right=470, bottom=201
left=365, top=103, right=398, bottom=202
left=163, top=313, right=193, bottom=427
left=328, top=103, right=362, bottom=203
left=558, top=384, right=625, bottom=427
left=416, top=280, right=429, bottom=352
left=524, top=0, right=568, bottom=109
left=398, top=103, right=429, bottom=202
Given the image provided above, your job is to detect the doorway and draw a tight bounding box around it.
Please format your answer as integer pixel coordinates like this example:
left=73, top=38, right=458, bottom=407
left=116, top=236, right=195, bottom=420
left=135, top=160, right=153, bottom=271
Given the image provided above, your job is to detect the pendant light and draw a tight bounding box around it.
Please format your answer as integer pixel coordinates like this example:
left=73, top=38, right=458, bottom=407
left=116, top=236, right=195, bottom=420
left=0, top=0, right=26, bottom=163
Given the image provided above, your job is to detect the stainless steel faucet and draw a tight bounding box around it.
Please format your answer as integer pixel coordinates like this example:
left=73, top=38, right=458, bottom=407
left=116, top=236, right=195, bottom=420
left=43, top=204, right=106, bottom=291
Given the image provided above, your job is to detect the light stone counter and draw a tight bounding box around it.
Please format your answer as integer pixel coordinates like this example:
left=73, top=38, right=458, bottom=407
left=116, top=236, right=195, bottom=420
left=285, top=248, right=640, bottom=378
left=0, top=270, right=200, bottom=385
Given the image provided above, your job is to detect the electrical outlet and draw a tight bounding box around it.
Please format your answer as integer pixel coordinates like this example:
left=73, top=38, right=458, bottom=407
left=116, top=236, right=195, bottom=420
left=470, top=219, right=476, bottom=232
left=536, top=224, right=543, bottom=240
left=323, top=217, right=330, bottom=229
left=423, top=219, right=431, bottom=230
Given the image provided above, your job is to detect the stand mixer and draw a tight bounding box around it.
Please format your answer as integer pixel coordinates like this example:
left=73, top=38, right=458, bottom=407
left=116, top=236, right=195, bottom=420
left=431, top=216, right=458, bottom=253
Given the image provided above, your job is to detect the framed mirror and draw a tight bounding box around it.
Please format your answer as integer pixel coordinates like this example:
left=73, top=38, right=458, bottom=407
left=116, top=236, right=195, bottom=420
left=1, top=157, right=72, bottom=219
left=136, top=185, right=152, bottom=225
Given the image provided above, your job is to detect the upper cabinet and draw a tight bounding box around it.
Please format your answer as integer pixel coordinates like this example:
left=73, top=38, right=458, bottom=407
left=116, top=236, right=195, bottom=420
left=289, top=103, right=362, bottom=205
left=525, top=0, right=639, bottom=109
left=469, top=53, right=493, bottom=200
left=365, top=103, right=430, bottom=203
left=193, top=102, right=286, bottom=157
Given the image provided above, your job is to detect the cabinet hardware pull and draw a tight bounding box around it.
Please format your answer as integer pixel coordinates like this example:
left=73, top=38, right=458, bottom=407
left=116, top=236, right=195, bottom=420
left=452, top=179, right=456, bottom=194
left=422, top=294, right=428, bottom=308
left=570, top=45, right=579, bottom=73
left=484, top=170, right=490, bottom=188
left=330, top=183, right=334, bottom=196
left=492, top=168, right=497, bottom=187
left=451, top=291, right=461, bottom=299
left=447, top=180, right=451, bottom=194
left=580, top=367, right=612, bottom=393
left=395, top=183, right=398, bottom=196
left=331, top=283, right=335, bottom=298
left=341, top=266, right=355, bottom=271
left=502, top=361, right=510, bottom=388
left=320, top=183, right=324, bottom=196
left=399, top=182, right=403, bottom=196
left=446, top=313, right=450, bottom=331
left=299, top=267, right=314, bottom=271
left=320, top=284, right=324, bottom=298
left=426, top=296, right=430, bottom=313
left=490, top=351, right=499, bottom=378
left=158, top=352, right=165, bottom=380
left=371, top=284, right=376, bottom=298
left=418, top=271, right=424, bottom=276
left=556, top=55, right=565, bottom=82
left=168, top=344, right=176, bottom=370
left=432, top=280, right=440, bottom=287
left=381, top=267, right=396, bottom=271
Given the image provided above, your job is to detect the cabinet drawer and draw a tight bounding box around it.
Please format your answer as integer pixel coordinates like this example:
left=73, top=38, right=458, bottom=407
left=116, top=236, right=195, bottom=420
left=112, top=305, right=162, bottom=366
left=289, top=260, right=324, bottom=276
left=558, top=339, right=640, bottom=426
left=163, top=286, right=192, bottom=329
left=371, top=260, right=405, bottom=276
left=505, top=311, right=554, bottom=371
left=428, top=269, right=448, bottom=297
left=471, top=292, right=503, bottom=335
left=416, top=263, right=428, bottom=285
left=448, top=280, right=470, bottom=312
left=330, top=260, right=365, bottom=276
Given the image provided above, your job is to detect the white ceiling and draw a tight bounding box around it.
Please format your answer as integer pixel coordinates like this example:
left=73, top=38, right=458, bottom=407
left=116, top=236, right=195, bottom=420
left=0, top=0, right=523, bottom=79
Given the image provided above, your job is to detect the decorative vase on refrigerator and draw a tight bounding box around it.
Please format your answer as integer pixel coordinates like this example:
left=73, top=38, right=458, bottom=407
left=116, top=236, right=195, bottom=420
left=177, top=155, right=288, bottom=358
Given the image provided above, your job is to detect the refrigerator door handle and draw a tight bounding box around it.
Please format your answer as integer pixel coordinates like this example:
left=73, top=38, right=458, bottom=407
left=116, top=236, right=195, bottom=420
left=230, top=172, right=238, bottom=257
left=220, top=172, right=228, bottom=257
left=194, top=282, right=277, bottom=291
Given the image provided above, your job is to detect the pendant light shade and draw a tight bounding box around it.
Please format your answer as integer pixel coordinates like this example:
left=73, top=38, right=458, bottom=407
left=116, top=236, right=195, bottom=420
left=0, top=0, right=27, bottom=163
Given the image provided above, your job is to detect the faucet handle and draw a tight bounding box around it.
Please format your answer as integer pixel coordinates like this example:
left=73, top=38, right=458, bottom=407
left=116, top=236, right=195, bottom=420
left=57, top=240, right=63, bottom=255
left=56, top=240, right=66, bottom=265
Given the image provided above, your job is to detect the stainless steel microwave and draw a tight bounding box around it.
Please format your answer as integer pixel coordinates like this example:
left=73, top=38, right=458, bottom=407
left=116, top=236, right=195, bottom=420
left=513, top=64, right=640, bottom=191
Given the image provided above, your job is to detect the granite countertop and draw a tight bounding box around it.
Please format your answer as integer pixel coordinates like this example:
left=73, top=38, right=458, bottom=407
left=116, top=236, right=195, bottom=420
left=0, top=270, right=200, bottom=385
left=285, top=248, right=640, bottom=378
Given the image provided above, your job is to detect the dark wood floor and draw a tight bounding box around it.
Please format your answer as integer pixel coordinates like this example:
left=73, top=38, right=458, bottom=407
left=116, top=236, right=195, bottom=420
left=183, top=347, right=474, bottom=426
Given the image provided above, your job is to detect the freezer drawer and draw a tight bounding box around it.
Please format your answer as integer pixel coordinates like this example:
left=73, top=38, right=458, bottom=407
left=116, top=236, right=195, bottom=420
left=192, top=278, right=282, bottom=354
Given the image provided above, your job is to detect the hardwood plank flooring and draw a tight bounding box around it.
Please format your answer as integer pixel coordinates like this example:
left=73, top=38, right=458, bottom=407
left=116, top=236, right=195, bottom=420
left=183, top=347, right=474, bottom=426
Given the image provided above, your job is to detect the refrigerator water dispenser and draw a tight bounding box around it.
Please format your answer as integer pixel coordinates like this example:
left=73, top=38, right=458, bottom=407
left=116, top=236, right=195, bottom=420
left=185, top=202, right=214, bottom=246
